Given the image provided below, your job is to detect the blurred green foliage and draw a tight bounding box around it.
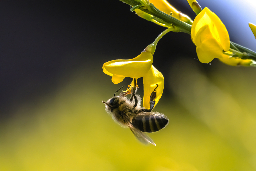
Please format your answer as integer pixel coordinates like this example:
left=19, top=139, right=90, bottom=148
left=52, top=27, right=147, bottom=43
left=1, top=58, right=256, bottom=171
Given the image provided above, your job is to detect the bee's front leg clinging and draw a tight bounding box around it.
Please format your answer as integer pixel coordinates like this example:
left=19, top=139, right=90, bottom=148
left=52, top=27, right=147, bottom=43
left=129, top=78, right=138, bottom=108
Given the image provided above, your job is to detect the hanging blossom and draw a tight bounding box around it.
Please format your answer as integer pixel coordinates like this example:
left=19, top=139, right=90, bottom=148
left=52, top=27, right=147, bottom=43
left=102, top=44, right=164, bottom=109
left=191, top=7, right=231, bottom=63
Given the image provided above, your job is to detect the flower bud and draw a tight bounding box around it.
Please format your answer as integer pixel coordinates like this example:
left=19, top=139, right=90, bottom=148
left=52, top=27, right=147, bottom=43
left=249, top=22, right=256, bottom=39
left=149, top=0, right=193, bottom=24
left=187, top=0, right=202, bottom=15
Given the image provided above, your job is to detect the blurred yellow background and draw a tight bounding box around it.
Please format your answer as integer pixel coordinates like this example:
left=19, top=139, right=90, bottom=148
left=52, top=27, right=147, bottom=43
left=1, top=1, right=256, bottom=171
left=1, top=58, right=256, bottom=171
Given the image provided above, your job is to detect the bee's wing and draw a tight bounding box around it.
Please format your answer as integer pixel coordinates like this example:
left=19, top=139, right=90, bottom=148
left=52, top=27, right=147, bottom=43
left=129, top=124, right=156, bottom=146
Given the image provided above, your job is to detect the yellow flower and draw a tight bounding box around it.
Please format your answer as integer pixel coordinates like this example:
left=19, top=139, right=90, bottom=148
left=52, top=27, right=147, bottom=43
left=149, top=0, right=193, bottom=24
left=249, top=22, right=256, bottom=39
left=102, top=45, right=164, bottom=109
left=191, top=7, right=230, bottom=63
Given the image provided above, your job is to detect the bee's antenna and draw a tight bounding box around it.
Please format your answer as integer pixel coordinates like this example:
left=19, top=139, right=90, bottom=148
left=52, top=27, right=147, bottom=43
left=114, top=86, right=123, bottom=96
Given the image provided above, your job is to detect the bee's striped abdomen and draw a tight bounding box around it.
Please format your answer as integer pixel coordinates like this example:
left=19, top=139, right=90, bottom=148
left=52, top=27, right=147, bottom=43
left=132, top=113, right=168, bottom=133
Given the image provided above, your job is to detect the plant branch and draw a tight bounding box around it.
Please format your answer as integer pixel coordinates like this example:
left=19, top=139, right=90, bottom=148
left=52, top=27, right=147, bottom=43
left=119, top=0, right=256, bottom=60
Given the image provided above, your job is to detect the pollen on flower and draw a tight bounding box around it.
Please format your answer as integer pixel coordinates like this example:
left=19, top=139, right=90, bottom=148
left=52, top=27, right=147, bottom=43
left=123, top=86, right=132, bottom=95
left=122, top=79, right=139, bottom=96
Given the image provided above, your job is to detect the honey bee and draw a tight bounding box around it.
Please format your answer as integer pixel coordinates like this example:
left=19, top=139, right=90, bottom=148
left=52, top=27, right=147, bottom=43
left=102, top=79, right=168, bottom=146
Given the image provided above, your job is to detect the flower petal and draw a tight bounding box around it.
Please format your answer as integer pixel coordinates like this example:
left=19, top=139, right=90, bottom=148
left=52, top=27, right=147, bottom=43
left=193, top=25, right=211, bottom=47
left=104, top=60, right=152, bottom=78
left=102, top=50, right=153, bottom=84
left=112, top=74, right=125, bottom=84
left=195, top=25, right=224, bottom=63
left=196, top=41, right=222, bottom=63
left=218, top=56, right=253, bottom=66
left=143, top=65, right=164, bottom=109
left=191, top=7, right=230, bottom=51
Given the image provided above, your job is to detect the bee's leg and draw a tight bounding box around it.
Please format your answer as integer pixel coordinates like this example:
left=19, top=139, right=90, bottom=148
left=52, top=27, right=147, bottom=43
left=149, top=84, right=158, bottom=110
left=130, top=78, right=137, bottom=101
left=130, top=78, right=138, bottom=108
left=139, top=108, right=151, bottom=112
left=132, top=95, right=138, bottom=108
left=130, top=90, right=135, bottom=102
left=139, top=84, right=158, bottom=112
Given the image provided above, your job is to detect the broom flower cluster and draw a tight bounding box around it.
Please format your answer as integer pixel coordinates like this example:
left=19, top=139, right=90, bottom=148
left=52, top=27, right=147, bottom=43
left=103, top=0, right=256, bottom=108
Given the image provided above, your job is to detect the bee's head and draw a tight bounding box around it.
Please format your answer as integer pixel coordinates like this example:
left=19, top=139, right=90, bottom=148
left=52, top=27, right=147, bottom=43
left=102, top=96, right=120, bottom=110
left=109, top=96, right=120, bottom=107
left=102, top=87, right=124, bottom=110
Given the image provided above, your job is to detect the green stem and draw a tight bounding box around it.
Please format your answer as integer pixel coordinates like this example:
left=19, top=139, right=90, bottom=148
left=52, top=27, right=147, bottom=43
left=230, top=41, right=256, bottom=59
left=119, top=0, right=140, bottom=6
left=148, top=3, right=192, bottom=33
left=148, top=3, right=256, bottom=59
left=151, top=28, right=173, bottom=53
left=230, top=42, right=239, bottom=51
left=229, top=48, right=245, bottom=57
left=120, top=0, right=256, bottom=60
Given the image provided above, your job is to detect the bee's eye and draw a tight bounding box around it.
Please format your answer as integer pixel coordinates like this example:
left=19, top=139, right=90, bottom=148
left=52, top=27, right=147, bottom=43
left=109, top=97, right=118, bottom=106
